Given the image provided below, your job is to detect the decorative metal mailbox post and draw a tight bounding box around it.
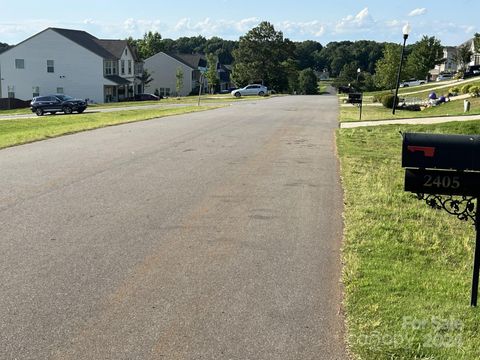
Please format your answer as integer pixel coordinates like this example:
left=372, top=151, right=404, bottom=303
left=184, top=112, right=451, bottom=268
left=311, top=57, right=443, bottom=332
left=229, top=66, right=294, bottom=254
left=402, top=132, right=480, bottom=306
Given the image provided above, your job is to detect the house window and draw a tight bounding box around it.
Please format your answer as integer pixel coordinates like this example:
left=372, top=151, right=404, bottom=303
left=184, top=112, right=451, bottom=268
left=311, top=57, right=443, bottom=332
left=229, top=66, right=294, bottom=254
left=125, top=49, right=127, bottom=56
left=159, top=88, right=170, bottom=97
left=56, top=87, right=64, bottom=94
left=32, top=86, right=40, bottom=97
left=7, top=85, right=15, bottom=98
left=121, top=60, right=125, bottom=75
left=128, top=60, right=132, bottom=74
left=15, top=59, right=25, bottom=69
left=47, top=60, right=54, bottom=73
left=104, top=60, right=118, bottom=75
left=135, top=63, right=143, bottom=75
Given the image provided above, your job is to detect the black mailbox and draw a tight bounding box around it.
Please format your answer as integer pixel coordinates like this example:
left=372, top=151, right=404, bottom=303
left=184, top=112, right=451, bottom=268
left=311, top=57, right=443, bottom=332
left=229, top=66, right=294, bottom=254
left=402, top=132, right=480, bottom=171
left=402, top=132, right=480, bottom=196
left=347, top=92, right=363, bottom=104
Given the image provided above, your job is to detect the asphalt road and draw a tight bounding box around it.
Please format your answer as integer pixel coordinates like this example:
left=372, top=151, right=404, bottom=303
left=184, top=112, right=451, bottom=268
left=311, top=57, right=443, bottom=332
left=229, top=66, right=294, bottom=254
left=0, top=95, right=346, bottom=359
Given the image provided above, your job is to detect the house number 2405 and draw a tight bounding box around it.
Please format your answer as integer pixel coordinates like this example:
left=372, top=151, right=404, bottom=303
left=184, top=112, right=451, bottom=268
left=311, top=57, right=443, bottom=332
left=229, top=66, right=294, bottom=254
left=423, top=175, right=460, bottom=189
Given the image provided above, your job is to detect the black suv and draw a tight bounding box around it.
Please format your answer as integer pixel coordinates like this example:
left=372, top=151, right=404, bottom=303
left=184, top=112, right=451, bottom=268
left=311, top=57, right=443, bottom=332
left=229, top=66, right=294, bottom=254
left=30, top=94, right=87, bottom=116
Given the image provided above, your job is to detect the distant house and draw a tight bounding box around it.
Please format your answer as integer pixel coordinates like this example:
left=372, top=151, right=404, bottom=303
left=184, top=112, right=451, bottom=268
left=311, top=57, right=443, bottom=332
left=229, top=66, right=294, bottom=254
left=460, top=38, right=480, bottom=67
left=0, top=28, right=143, bottom=103
left=430, top=46, right=458, bottom=80
left=144, top=52, right=234, bottom=96
left=144, top=52, right=208, bottom=97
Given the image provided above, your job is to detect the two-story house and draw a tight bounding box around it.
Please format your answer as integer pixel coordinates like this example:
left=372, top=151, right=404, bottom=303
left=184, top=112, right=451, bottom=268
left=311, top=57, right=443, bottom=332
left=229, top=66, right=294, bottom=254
left=0, top=28, right=143, bottom=103
left=144, top=52, right=208, bottom=97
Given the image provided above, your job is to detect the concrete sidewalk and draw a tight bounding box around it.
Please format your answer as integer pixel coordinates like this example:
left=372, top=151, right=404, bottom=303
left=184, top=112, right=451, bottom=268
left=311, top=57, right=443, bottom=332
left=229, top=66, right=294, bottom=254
left=340, top=113, right=480, bottom=128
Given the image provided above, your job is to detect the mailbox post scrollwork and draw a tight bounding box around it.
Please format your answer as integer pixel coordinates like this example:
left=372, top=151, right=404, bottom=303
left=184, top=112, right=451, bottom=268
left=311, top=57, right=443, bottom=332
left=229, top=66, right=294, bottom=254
left=402, top=132, right=480, bottom=306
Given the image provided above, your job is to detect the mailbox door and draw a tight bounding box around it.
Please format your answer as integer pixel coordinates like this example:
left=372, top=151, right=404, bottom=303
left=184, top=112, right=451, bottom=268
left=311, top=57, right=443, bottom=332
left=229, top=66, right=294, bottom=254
left=402, top=132, right=480, bottom=171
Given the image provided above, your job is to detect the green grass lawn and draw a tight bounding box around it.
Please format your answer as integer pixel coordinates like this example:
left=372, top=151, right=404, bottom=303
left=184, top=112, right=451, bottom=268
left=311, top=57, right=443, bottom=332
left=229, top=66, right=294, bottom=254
left=0, top=105, right=222, bottom=149
left=363, top=79, right=477, bottom=99
left=341, top=97, right=480, bottom=122
left=0, top=94, right=267, bottom=117
left=337, top=120, right=480, bottom=359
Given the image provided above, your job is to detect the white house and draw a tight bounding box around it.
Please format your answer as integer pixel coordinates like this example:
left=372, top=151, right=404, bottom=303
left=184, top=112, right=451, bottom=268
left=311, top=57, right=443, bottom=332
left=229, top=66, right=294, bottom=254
left=0, top=28, right=143, bottom=103
left=431, top=46, right=458, bottom=78
left=144, top=52, right=208, bottom=97
left=461, top=38, right=480, bottom=66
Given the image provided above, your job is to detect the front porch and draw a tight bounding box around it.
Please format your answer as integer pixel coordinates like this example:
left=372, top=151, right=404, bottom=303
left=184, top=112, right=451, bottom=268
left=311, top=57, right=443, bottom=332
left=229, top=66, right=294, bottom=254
left=104, top=75, right=139, bottom=103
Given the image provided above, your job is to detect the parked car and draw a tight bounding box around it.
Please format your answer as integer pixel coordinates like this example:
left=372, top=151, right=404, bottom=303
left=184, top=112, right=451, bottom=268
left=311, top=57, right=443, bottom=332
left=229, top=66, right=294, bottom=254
left=134, top=93, right=161, bottom=101
left=231, top=84, right=268, bottom=97
left=30, top=94, right=87, bottom=116
left=462, top=65, right=480, bottom=79
left=399, top=79, right=426, bottom=87
left=436, top=74, right=453, bottom=81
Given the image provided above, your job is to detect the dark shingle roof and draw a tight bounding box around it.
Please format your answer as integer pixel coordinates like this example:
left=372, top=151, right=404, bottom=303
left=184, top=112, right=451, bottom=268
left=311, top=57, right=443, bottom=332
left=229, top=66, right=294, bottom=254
left=105, top=75, right=131, bottom=85
left=166, top=53, right=207, bottom=69
left=51, top=28, right=117, bottom=59
left=51, top=28, right=139, bottom=61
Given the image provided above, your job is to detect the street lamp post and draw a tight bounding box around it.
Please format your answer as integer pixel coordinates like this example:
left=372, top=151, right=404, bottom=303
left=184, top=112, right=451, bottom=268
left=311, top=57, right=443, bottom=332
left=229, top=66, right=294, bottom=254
left=356, top=67, right=361, bottom=83
left=392, top=23, right=411, bottom=115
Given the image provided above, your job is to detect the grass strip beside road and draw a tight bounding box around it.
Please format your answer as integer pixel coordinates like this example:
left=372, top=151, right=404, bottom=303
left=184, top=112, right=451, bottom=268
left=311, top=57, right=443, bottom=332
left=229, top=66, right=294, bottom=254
left=337, top=121, right=480, bottom=359
left=340, top=97, right=480, bottom=122
left=0, top=105, right=222, bottom=149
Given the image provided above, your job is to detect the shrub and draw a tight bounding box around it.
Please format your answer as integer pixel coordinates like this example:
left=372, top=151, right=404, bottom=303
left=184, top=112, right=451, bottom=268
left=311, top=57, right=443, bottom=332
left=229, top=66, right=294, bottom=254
left=372, top=93, right=388, bottom=103
left=381, top=94, right=398, bottom=109
left=461, top=84, right=473, bottom=94
left=449, top=86, right=460, bottom=96
left=469, top=85, right=480, bottom=97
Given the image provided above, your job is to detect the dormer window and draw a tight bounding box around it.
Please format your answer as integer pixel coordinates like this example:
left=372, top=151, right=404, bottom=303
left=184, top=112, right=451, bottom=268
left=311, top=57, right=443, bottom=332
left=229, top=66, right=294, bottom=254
left=125, top=49, right=127, bottom=56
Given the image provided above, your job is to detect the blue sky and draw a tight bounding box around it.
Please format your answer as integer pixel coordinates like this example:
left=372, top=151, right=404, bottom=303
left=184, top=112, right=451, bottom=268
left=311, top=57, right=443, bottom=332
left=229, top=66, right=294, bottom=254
left=1, top=0, right=478, bottom=46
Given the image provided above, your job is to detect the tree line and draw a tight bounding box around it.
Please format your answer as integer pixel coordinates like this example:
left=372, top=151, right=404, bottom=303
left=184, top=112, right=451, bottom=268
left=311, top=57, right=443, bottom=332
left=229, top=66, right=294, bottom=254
left=4, top=22, right=474, bottom=94
left=126, top=22, right=455, bottom=94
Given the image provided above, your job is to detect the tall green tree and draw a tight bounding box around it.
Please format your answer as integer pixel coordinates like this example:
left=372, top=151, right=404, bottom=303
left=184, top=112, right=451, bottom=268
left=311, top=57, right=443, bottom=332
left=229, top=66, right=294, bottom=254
left=175, top=67, right=184, bottom=96
left=132, top=31, right=164, bottom=60
left=405, top=36, right=443, bottom=80
left=454, top=44, right=473, bottom=71
left=232, top=21, right=294, bottom=90
left=298, top=68, right=319, bottom=95
left=205, top=53, right=219, bottom=93
left=174, top=35, right=207, bottom=53
left=294, top=40, right=323, bottom=70
left=473, top=33, right=480, bottom=54
left=333, top=62, right=360, bottom=88
left=0, top=42, right=11, bottom=54
left=138, top=69, right=153, bottom=92
left=374, top=43, right=403, bottom=90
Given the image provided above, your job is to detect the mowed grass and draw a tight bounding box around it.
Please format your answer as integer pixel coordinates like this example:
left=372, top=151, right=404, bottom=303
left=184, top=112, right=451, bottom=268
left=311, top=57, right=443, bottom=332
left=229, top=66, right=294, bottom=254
left=337, top=121, right=480, bottom=359
left=0, top=94, right=269, bottom=116
left=340, top=97, right=480, bottom=122
left=0, top=105, right=222, bottom=149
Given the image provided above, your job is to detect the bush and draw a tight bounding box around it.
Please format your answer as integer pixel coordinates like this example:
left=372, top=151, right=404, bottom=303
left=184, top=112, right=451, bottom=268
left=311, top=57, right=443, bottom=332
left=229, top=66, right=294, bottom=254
left=449, top=86, right=460, bottom=96
left=469, top=85, right=480, bottom=97
left=461, top=84, right=473, bottom=94
left=381, top=94, right=398, bottom=109
left=372, top=93, right=388, bottom=103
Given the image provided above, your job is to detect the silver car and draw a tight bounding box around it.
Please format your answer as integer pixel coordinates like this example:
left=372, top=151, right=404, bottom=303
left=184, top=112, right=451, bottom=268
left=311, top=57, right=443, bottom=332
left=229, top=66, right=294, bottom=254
left=231, top=84, right=268, bottom=97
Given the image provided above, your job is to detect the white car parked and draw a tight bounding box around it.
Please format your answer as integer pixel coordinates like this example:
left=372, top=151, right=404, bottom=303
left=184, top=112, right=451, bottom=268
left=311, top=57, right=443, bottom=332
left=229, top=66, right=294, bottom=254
left=231, top=84, right=268, bottom=97
left=436, top=74, right=453, bottom=82
left=399, top=79, right=426, bottom=87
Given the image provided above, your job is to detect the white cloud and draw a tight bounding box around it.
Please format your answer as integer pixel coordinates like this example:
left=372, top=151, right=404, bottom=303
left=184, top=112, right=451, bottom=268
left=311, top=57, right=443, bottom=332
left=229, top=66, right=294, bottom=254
left=279, top=20, right=326, bottom=37
left=408, top=8, right=427, bottom=17
left=335, top=7, right=375, bottom=34
left=172, top=17, right=260, bottom=37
